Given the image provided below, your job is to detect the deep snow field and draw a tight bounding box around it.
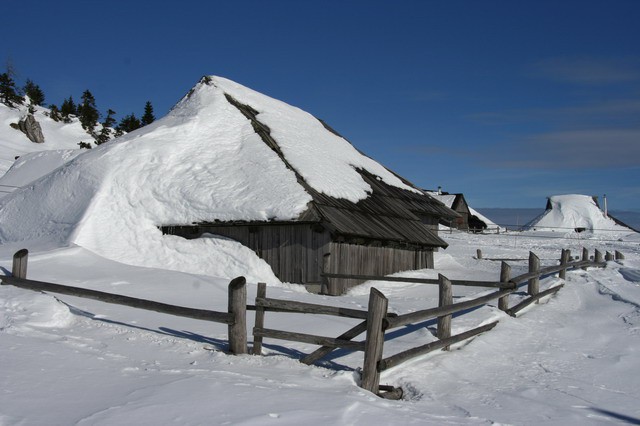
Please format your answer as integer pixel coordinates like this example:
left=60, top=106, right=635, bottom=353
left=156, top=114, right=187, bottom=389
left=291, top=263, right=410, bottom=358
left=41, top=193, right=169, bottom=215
left=1, top=228, right=639, bottom=426
left=1, top=77, right=639, bottom=424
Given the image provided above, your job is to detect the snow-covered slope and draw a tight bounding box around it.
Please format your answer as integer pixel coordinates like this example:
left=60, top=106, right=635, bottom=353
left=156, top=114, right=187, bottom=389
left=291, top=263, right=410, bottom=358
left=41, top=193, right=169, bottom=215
left=526, top=194, right=632, bottom=234
left=0, top=102, right=92, bottom=176
left=0, top=150, right=83, bottom=198
left=0, top=76, right=426, bottom=281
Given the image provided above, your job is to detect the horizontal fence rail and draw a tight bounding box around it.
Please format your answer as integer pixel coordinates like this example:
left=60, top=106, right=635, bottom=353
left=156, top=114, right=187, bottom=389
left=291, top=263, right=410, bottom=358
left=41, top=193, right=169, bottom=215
left=379, top=321, right=499, bottom=371
left=386, top=288, right=511, bottom=329
left=322, top=272, right=512, bottom=289
left=253, top=327, right=365, bottom=351
left=1, top=275, right=234, bottom=324
left=2, top=250, right=248, bottom=354
left=254, top=297, right=369, bottom=319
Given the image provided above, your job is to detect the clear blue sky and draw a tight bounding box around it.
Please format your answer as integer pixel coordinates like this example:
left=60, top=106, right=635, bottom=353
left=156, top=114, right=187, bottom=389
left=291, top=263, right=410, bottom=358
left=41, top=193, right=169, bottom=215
left=3, top=0, right=639, bottom=209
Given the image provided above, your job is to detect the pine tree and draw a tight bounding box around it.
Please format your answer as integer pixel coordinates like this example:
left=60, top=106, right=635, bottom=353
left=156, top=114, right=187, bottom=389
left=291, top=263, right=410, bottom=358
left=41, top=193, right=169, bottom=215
left=117, top=113, right=141, bottom=133
left=0, top=72, right=22, bottom=107
left=60, top=96, right=77, bottom=122
left=77, top=90, right=99, bottom=133
left=95, top=109, right=116, bottom=145
left=23, top=79, right=45, bottom=106
left=141, top=101, right=155, bottom=126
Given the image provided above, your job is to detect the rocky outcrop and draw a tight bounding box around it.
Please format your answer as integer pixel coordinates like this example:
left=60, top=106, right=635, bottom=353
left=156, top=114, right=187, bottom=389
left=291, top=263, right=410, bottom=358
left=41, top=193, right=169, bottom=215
left=17, top=114, right=45, bottom=143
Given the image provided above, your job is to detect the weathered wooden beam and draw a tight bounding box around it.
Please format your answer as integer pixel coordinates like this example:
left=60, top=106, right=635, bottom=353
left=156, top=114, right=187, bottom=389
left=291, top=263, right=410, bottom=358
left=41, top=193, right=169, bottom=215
left=506, top=284, right=564, bottom=317
left=228, top=276, right=247, bottom=354
left=559, top=249, right=570, bottom=280
left=253, top=327, right=365, bottom=351
left=437, top=274, right=453, bottom=350
left=379, top=321, right=498, bottom=372
left=252, top=282, right=267, bottom=355
left=387, top=288, right=511, bottom=329
left=378, top=384, right=403, bottom=400
left=361, top=288, right=388, bottom=395
left=511, top=259, right=596, bottom=285
left=322, top=273, right=510, bottom=289
left=595, top=249, right=603, bottom=263
left=498, top=261, right=511, bottom=312
left=301, top=320, right=367, bottom=365
left=605, top=251, right=614, bottom=262
left=528, top=252, right=540, bottom=297
left=255, top=297, right=368, bottom=319
left=615, top=250, right=625, bottom=261
left=582, top=248, right=589, bottom=271
left=12, top=249, right=28, bottom=279
left=0, top=275, right=233, bottom=323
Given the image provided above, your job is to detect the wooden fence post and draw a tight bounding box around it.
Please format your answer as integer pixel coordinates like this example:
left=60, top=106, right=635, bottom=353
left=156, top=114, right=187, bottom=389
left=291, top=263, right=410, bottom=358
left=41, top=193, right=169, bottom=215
left=559, top=249, right=570, bottom=280
left=12, top=249, right=28, bottom=279
left=498, top=261, right=511, bottom=311
left=252, top=282, right=266, bottom=355
left=528, top=251, right=540, bottom=297
left=605, top=252, right=614, bottom=262
left=361, top=288, right=388, bottom=395
left=437, top=274, right=453, bottom=350
left=476, top=249, right=483, bottom=260
left=581, top=247, right=589, bottom=271
left=595, top=249, right=603, bottom=263
left=228, top=276, right=247, bottom=355
left=615, top=251, right=625, bottom=261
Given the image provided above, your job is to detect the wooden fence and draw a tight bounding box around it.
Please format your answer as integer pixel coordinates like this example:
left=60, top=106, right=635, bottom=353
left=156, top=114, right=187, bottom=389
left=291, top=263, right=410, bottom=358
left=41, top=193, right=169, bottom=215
left=1, top=247, right=625, bottom=399
left=1, top=249, right=249, bottom=354
left=305, top=247, right=620, bottom=396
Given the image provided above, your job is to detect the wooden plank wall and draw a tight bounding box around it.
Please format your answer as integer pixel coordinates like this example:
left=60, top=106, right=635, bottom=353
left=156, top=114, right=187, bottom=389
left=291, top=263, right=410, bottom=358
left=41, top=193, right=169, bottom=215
left=196, top=224, right=330, bottom=284
left=168, top=225, right=434, bottom=293
left=328, top=242, right=434, bottom=293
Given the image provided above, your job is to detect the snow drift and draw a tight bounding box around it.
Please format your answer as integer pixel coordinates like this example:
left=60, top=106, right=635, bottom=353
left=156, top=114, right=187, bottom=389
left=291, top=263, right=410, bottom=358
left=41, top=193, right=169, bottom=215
left=0, top=76, right=425, bottom=281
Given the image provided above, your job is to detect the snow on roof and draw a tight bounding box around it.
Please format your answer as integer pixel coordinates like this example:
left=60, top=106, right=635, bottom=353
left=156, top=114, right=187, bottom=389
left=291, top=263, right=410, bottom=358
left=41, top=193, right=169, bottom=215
left=0, top=76, right=444, bottom=278
left=526, top=194, right=632, bottom=233
left=468, top=207, right=500, bottom=229
left=425, top=192, right=457, bottom=209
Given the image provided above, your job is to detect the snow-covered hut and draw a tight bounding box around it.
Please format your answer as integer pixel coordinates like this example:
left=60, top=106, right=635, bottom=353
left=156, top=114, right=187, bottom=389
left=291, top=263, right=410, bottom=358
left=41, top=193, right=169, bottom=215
left=525, top=194, right=636, bottom=233
left=0, top=76, right=457, bottom=295
left=162, top=77, right=458, bottom=294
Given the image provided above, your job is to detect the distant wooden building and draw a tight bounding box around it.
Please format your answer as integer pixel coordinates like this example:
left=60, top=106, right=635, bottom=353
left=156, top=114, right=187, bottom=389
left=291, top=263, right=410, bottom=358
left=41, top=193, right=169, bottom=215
left=424, top=189, right=485, bottom=231
left=161, top=89, right=458, bottom=295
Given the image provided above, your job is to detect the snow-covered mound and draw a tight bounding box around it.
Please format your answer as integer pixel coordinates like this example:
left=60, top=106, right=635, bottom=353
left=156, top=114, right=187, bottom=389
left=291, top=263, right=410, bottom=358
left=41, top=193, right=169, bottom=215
left=525, top=194, right=633, bottom=234
left=0, top=76, right=423, bottom=281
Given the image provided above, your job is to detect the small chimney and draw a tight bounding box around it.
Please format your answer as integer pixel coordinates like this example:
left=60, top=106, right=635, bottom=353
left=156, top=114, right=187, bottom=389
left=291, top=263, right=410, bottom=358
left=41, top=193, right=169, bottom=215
left=603, top=194, right=608, bottom=218
left=437, top=186, right=442, bottom=195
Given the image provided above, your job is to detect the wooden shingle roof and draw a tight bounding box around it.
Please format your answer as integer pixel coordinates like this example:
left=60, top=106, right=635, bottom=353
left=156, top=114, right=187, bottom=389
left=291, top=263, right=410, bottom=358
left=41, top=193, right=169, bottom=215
left=195, top=93, right=459, bottom=249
